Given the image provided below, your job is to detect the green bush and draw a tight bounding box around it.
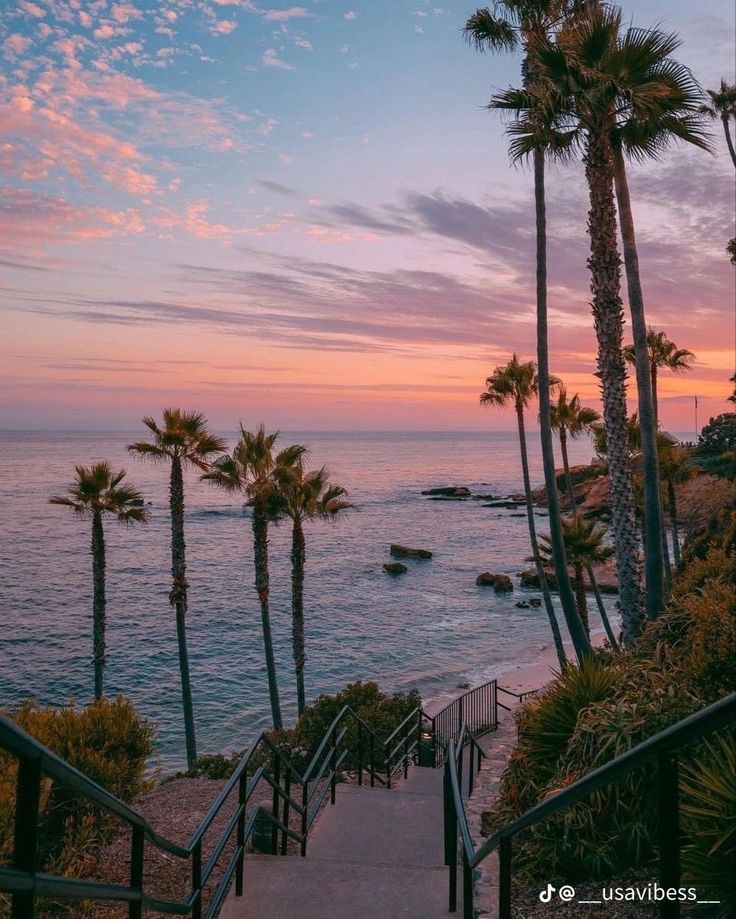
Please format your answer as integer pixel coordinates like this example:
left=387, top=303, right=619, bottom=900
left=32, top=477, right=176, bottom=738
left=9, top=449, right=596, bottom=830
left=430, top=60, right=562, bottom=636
left=0, top=696, right=154, bottom=916
left=680, top=732, right=736, bottom=919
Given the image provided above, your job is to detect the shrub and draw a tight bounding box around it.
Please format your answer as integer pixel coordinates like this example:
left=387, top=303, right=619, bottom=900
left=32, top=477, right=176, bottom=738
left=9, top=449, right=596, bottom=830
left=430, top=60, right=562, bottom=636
left=677, top=580, right=736, bottom=703
left=697, top=413, right=736, bottom=455
left=681, top=732, right=736, bottom=919
left=0, top=696, right=154, bottom=916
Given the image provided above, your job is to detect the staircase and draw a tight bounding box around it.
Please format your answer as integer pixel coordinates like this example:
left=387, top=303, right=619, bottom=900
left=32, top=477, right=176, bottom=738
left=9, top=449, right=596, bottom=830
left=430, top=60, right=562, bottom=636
left=220, top=767, right=455, bottom=919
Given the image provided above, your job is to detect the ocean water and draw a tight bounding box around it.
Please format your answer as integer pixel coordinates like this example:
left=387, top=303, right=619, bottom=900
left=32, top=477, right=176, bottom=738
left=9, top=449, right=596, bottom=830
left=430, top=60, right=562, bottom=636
left=0, top=430, right=615, bottom=771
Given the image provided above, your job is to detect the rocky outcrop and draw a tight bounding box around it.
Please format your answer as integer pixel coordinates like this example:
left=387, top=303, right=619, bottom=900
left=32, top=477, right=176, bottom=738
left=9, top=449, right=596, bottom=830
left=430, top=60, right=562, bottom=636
left=383, top=562, right=408, bottom=575
left=482, top=499, right=527, bottom=510
left=390, top=544, right=433, bottom=559
left=421, top=486, right=471, bottom=497
left=519, top=568, right=557, bottom=589
left=476, top=572, right=514, bottom=592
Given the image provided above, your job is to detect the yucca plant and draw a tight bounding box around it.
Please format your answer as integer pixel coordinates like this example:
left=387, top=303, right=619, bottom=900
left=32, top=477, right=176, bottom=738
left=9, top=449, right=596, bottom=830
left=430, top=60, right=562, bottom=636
left=680, top=732, right=736, bottom=919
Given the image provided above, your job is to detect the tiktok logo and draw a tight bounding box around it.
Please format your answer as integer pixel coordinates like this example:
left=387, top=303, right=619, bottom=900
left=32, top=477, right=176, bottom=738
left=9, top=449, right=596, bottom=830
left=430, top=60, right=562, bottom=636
left=539, top=884, right=556, bottom=903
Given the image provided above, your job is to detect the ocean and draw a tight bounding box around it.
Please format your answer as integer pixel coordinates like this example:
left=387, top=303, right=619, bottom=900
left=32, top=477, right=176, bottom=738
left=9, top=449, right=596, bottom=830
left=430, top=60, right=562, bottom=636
left=0, top=429, right=615, bottom=771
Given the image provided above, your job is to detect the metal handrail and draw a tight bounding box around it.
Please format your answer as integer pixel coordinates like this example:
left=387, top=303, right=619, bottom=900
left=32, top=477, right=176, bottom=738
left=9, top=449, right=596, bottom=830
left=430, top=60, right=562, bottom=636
left=0, top=700, right=424, bottom=919
left=444, top=691, right=736, bottom=919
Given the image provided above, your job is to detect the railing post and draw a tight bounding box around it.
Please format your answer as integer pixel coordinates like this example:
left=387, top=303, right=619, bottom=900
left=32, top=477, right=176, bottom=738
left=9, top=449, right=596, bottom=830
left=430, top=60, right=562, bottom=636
left=458, top=695, right=464, bottom=741
left=463, top=850, right=474, bottom=919
left=369, top=734, right=375, bottom=788
left=235, top=768, right=247, bottom=896
left=128, top=824, right=145, bottom=919
left=330, top=726, right=337, bottom=805
left=191, top=838, right=202, bottom=919
left=12, top=756, right=42, bottom=919
left=300, top=778, right=308, bottom=857
left=448, top=762, right=458, bottom=912
left=357, top=720, right=363, bottom=787
left=493, top=680, right=499, bottom=731
left=658, top=750, right=681, bottom=919
left=403, top=729, right=409, bottom=780
left=499, top=836, right=512, bottom=919
left=468, top=744, right=474, bottom=798
left=432, top=716, right=437, bottom=768
left=271, top=751, right=281, bottom=855
left=281, top=772, right=291, bottom=856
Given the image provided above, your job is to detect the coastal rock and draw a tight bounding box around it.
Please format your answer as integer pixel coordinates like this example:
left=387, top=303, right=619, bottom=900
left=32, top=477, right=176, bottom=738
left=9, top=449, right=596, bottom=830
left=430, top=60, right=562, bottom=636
left=519, top=568, right=557, bottom=589
left=471, top=493, right=499, bottom=501
left=515, top=601, right=530, bottom=609
left=482, top=499, right=527, bottom=510
left=476, top=572, right=514, bottom=592
left=390, top=544, right=433, bottom=559
left=529, top=598, right=542, bottom=608
left=421, top=486, right=471, bottom=498
left=383, top=562, right=408, bottom=575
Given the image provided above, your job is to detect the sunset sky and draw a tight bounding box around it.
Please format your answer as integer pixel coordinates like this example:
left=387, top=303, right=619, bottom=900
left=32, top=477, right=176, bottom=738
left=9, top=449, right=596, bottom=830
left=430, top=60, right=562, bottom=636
left=1, top=0, right=734, bottom=432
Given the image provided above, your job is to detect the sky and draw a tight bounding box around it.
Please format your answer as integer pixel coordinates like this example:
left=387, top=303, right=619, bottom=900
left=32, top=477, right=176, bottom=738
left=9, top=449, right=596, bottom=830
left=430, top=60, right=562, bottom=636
left=0, top=0, right=734, bottom=432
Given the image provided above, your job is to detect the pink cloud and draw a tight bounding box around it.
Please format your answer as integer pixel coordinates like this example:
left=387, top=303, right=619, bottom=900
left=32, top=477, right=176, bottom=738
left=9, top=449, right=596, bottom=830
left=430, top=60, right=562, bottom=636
left=262, top=7, right=308, bottom=21
left=110, top=3, right=143, bottom=24
left=210, top=19, right=238, bottom=35
left=3, top=34, right=33, bottom=56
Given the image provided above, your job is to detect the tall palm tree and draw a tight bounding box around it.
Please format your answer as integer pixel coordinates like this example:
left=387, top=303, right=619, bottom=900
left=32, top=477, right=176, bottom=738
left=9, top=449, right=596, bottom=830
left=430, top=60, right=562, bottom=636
left=50, top=463, right=148, bottom=700
left=701, top=78, right=736, bottom=168
left=549, top=387, right=600, bottom=507
left=539, top=514, right=614, bottom=638
left=508, top=7, right=677, bottom=639
left=658, top=445, right=698, bottom=567
left=548, top=389, right=618, bottom=646
left=128, top=409, right=226, bottom=768
left=269, top=463, right=353, bottom=717
left=465, top=2, right=587, bottom=664
left=203, top=426, right=306, bottom=730
left=624, top=328, right=695, bottom=426
left=481, top=355, right=591, bottom=665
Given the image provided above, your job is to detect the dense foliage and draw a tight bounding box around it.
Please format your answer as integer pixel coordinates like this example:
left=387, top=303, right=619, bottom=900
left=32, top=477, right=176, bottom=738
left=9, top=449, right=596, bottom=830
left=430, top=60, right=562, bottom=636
left=483, top=511, right=735, bottom=914
left=0, top=697, right=154, bottom=917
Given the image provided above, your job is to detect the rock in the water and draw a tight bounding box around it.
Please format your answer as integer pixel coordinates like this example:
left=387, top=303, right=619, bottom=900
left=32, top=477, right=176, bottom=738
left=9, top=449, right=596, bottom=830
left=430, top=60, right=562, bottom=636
left=529, top=597, right=542, bottom=608
left=482, top=499, right=527, bottom=509
left=476, top=572, right=514, bottom=592
left=421, top=486, right=471, bottom=498
left=519, top=568, right=558, bottom=589
left=390, top=544, right=433, bottom=559
left=515, top=601, right=530, bottom=609
left=383, top=562, right=408, bottom=575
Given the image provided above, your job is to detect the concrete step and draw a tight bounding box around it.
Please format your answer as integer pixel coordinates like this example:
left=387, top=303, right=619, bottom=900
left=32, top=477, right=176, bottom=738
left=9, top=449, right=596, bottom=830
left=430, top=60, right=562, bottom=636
left=219, top=855, right=457, bottom=919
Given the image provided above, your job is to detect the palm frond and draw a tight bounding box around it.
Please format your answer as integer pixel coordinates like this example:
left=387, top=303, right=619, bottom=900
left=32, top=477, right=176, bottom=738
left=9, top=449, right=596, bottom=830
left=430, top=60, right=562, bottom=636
left=464, top=7, right=519, bottom=53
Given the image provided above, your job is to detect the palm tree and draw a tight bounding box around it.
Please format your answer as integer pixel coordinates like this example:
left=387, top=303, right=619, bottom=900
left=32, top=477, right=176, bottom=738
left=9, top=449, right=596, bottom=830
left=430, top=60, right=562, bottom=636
left=701, top=78, right=736, bottom=168
left=128, top=409, right=226, bottom=768
left=269, top=463, right=353, bottom=717
left=203, top=426, right=305, bottom=730
left=549, top=388, right=600, bottom=507
left=50, top=463, right=148, bottom=700
left=659, top=445, right=698, bottom=567
left=624, top=328, right=695, bottom=426
left=539, top=515, right=614, bottom=638
left=548, top=389, right=617, bottom=646
left=465, top=2, right=588, bottom=666
left=481, top=355, right=591, bottom=665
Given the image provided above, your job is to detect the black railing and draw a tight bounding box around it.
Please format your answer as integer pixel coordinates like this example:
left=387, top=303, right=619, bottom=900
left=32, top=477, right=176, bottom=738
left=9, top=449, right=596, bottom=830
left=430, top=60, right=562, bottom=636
left=444, top=691, right=736, bottom=919
left=0, top=703, right=422, bottom=919
left=424, top=679, right=499, bottom=767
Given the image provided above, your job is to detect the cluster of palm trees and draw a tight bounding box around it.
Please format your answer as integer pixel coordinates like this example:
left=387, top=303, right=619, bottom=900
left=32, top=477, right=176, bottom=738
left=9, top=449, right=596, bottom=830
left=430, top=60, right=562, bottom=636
left=465, top=0, right=723, bottom=662
left=51, top=411, right=351, bottom=768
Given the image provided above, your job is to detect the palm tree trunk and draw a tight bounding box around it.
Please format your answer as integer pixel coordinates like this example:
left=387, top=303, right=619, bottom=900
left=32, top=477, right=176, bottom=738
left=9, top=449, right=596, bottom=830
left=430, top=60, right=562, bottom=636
left=291, top=518, right=307, bottom=718
left=668, top=479, right=682, bottom=567
left=650, top=365, right=659, bottom=426
left=516, top=404, right=568, bottom=669
left=91, top=509, right=106, bottom=700
left=559, top=429, right=576, bottom=511
left=573, top=564, right=590, bottom=638
left=170, top=456, right=197, bottom=769
left=253, top=498, right=283, bottom=730
left=584, top=128, right=645, bottom=644
left=534, top=148, right=590, bottom=666
left=613, top=147, right=665, bottom=621
left=560, top=436, right=619, bottom=648
left=722, top=114, right=736, bottom=168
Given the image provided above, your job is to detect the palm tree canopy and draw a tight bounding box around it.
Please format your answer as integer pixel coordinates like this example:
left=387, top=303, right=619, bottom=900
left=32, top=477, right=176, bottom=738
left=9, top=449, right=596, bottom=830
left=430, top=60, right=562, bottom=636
left=268, top=462, right=354, bottom=524
left=623, top=327, right=695, bottom=373
left=502, top=5, right=711, bottom=160
left=549, top=386, right=601, bottom=438
left=50, top=462, right=149, bottom=525
left=202, top=424, right=306, bottom=499
left=481, top=353, right=559, bottom=410
left=593, top=413, right=678, bottom=458
left=128, top=408, right=226, bottom=471
left=701, top=78, right=736, bottom=120
left=658, top=444, right=699, bottom=484
left=538, top=513, right=614, bottom=568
